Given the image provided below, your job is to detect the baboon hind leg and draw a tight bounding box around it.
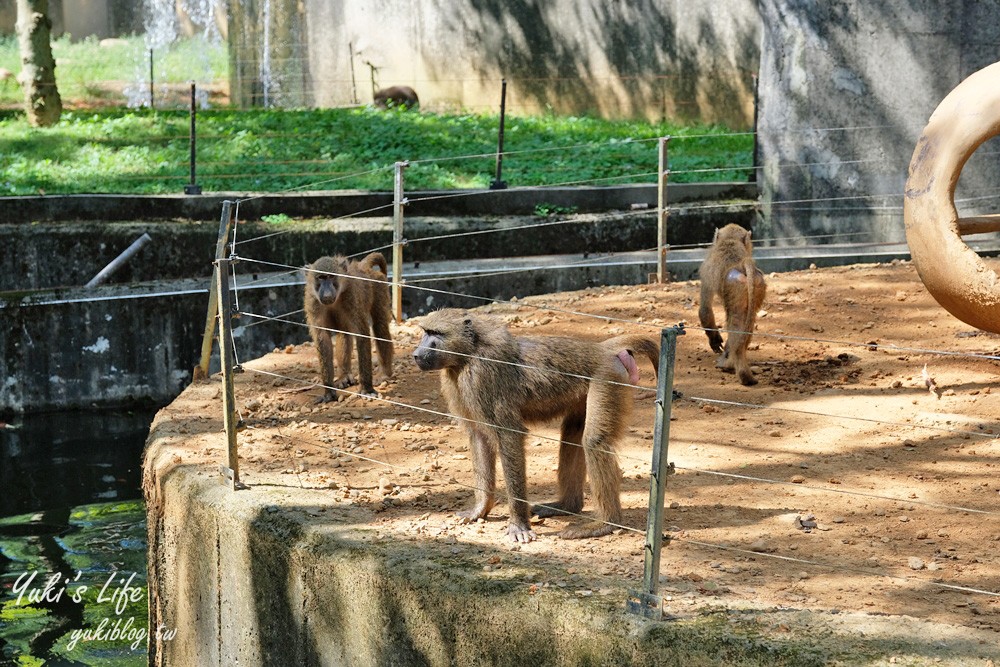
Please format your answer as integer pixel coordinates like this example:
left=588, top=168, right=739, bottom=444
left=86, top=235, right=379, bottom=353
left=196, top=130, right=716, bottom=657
left=719, top=269, right=759, bottom=386
left=532, top=409, right=586, bottom=518
left=355, top=331, right=376, bottom=395
left=372, top=311, right=395, bottom=380
left=698, top=281, right=724, bottom=353
left=559, top=384, right=625, bottom=539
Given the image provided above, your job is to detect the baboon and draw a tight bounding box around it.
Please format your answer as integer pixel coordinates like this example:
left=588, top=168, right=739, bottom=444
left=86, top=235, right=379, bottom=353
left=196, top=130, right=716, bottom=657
left=304, top=252, right=394, bottom=401
left=373, top=85, right=419, bottom=110
left=698, top=223, right=767, bottom=386
left=412, top=309, right=659, bottom=542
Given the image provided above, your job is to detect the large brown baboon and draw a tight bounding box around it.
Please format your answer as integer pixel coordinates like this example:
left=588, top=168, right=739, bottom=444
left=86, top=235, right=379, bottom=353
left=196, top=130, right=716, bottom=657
left=304, top=252, right=394, bottom=401
left=412, top=309, right=659, bottom=542
left=698, top=223, right=767, bottom=386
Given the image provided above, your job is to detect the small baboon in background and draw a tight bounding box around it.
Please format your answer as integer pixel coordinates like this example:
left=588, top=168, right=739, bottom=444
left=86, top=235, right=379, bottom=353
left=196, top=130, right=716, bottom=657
left=412, top=309, right=659, bottom=542
left=698, top=223, right=766, bottom=386
left=373, top=85, right=419, bottom=110
left=304, top=252, right=393, bottom=401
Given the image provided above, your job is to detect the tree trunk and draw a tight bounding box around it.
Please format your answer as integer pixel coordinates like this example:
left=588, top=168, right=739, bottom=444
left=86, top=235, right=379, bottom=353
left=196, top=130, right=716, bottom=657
left=16, top=0, right=61, bottom=127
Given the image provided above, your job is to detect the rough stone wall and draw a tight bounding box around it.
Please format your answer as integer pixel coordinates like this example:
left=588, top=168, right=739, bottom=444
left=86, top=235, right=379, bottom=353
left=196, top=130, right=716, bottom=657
left=233, top=0, right=761, bottom=126
left=756, top=1, right=1000, bottom=245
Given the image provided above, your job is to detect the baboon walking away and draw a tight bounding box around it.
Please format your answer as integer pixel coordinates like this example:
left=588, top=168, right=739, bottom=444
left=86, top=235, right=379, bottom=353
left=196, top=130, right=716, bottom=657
left=698, top=223, right=766, bottom=386
left=304, top=252, right=394, bottom=401
left=412, top=309, right=659, bottom=542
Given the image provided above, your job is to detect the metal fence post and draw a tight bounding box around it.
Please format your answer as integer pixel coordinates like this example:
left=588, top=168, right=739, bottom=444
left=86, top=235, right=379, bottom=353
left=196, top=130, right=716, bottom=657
left=490, top=78, right=508, bottom=190
left=184, top=81, right=202, bottom=195
left=627, top=324, right=683, bottom=619
left=392, top=161, right=408, bottom=322
left=656, top=136, right=671, bottom=284
left=216, top=256, right=244, bottom=490
left=195, top=201, right=235, bottom=380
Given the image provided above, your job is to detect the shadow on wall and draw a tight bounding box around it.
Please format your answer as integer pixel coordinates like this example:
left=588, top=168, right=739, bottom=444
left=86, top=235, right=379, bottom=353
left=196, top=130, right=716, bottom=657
left=432, top=0, right=759, bottom=126
left=756, top=0, right=1000, bottom=245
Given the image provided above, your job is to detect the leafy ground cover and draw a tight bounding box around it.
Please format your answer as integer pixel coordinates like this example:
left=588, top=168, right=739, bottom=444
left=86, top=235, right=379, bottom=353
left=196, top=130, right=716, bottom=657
left=0, top=107, right=752, bottom=195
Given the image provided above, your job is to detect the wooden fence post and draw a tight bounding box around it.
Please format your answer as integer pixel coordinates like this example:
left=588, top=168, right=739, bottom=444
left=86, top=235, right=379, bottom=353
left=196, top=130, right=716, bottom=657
left=195, top=201, right=234, bottom=380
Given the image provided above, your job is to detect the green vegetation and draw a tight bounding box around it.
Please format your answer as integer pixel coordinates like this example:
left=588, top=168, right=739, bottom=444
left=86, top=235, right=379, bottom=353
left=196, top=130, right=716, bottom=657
left=0, top=107, right=752, bottom=195
left=0, top=35, right=227, bottom=108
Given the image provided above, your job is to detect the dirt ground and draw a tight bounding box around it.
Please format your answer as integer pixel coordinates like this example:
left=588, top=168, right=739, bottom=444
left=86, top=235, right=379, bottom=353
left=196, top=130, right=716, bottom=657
left=158, top=259, right=1000, bottom=644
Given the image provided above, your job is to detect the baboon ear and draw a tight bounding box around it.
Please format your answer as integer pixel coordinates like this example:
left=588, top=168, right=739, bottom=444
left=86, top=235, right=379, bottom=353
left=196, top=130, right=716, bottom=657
left=462, top=317, right=479, bottom=345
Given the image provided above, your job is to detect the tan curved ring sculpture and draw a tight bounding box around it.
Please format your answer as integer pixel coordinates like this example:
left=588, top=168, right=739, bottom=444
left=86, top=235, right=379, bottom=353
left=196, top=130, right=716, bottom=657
left=904, top=61, right=1000, bottom=334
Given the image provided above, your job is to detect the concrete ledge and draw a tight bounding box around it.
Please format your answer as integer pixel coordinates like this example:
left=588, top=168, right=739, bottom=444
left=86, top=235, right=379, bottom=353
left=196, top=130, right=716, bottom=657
left=144, top=366, right=1000, bottom=666
left=0, top=183, right=755, bottom=223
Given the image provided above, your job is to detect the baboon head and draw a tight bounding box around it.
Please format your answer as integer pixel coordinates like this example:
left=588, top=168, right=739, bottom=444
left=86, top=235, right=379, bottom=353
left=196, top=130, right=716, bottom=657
left=412, top=309, right=480, bottom=371
left=714, top=223, right=752, bottom=250
left=307, top=256, right=349, bottom=306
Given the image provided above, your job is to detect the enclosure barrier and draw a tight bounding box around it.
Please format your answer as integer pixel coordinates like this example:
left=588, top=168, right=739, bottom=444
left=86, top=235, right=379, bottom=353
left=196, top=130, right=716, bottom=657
left=392, top=161, right=409, bottom=322
left=627, top=325, right=681, bottom=620
left=215, top=255, right=244, bottom=490
left=181, top=127, right=1000, bottom=657
left=655, top=136, right=671, bottom=284
left=196, top=200, right=235, bottom=380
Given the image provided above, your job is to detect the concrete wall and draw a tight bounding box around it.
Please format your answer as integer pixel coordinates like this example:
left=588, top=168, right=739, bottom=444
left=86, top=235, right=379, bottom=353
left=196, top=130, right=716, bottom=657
left=756, top=1, right=1000, bottom=245
left=230, top=0, right=760, bottom=127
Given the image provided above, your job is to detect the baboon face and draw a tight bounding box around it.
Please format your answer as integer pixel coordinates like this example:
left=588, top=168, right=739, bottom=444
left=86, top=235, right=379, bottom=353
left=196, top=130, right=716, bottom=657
left=412, top=309, right=473, bottom=371
left=308, top=257, right=348, bottom=306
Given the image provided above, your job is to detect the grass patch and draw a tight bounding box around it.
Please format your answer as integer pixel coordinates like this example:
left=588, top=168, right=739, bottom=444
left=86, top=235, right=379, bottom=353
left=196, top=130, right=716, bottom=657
left=0, top=107, right=752, bottom=195
left=0, top=34, right=227, bottom=108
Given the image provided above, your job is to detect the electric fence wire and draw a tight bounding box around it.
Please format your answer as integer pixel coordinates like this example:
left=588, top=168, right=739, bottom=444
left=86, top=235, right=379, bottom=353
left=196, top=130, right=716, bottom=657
left=235, top=364, right=1000, bottom=600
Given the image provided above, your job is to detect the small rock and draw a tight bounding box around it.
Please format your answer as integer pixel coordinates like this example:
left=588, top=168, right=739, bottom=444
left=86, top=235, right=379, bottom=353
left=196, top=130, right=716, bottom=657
left=791, top=475, right=805, bottom=484
left=907, top=557, right=925, bottom=570
left=768, top=429, right=781, bottom=437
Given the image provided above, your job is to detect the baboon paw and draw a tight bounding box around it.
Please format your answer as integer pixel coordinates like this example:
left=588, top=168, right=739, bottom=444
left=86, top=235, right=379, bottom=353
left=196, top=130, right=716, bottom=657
left=456, top=508, right=487, bottom=523
left=332, top=376, right=355, bottom=389
left=315, top=391, right=337, bottom=404
left=358, top=389, right=379, bottom=400
left=739, top=373, right=758, bottom=386
left=531, top=501, right=581, bottom=518
left=507, top=524, right=537, bottom=543
left=559, top=521, right=615, bottom=540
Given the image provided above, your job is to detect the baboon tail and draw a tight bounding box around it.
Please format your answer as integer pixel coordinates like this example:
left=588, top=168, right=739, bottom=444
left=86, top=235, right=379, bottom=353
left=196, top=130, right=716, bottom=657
left=602, top=335, right=660, bottom=378
left=360, top=252, right=388, bottom=278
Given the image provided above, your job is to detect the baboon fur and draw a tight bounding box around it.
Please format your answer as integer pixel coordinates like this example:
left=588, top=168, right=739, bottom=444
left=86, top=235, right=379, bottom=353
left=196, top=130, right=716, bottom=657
left=304, top=252, right=394, bottom=401
left=373, top=85, right=419, bottom=110
left=412, top=308, right=659, bottom=542
left=698, top=223, right=766, bottom=386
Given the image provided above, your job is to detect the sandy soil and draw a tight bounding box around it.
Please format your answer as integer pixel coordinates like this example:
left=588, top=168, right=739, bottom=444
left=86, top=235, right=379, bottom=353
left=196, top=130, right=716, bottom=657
left=158, top=259, right=1000, bottom=641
